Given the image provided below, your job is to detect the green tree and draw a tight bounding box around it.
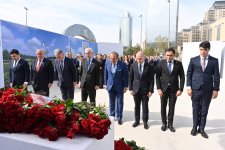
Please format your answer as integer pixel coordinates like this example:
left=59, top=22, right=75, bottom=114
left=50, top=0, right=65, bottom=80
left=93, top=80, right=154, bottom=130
left=155, top=35, right=168, bottom=55
left=3, top=49, right=10, bottom=60
left=144, top=47, right=155, bottom=56
left=123, top=44, right=141, bottom=55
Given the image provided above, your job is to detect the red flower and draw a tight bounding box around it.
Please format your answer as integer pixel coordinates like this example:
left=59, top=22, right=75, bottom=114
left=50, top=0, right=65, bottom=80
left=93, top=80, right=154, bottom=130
left=67, top=129, right=76, bottom=139
left=0, top=90, right=3, bottom=98
left=114, top=140, right=132, bottom=150
left=98, top=119, right=111, bottom=128
left=88, top=113, right=101, bottom=122
left=44, top=126, right=58, bottom=141
left=81, top=119, right=89, bottom=129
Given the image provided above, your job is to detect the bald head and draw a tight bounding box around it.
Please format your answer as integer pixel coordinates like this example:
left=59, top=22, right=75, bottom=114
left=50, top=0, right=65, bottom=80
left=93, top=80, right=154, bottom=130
left=85, top=48, right=93, bottom=60
left=136, top=51, right=145, bottom=64
left=36, top=49, right=44, bottom=60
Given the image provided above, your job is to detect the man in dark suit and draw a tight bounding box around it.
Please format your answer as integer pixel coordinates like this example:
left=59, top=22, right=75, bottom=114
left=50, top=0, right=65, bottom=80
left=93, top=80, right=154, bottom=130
left=54, top=49, right=77, bottom=100
left=104, top=51, right=129, bottom=125
left=30, top=49, right=54, bottom=96
left=187, top=41, right=220, bottom=138
left=156, top=48, right=185, bottom=132
left=129, top=51, right=154, bottom=129
left=80, top=48, right=100, bottom=106
left=9, top=49, right=30, bottom=89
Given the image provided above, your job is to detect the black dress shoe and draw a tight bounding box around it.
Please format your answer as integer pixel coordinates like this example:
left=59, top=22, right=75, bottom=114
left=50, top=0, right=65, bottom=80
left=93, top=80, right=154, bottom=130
left=118, top=120, right=122, bottom=125
left=144, top=122, right=149, bottom=129
left=191, top=126, right=197, bottom=136
left=168, top=125, right=176, bottom=132
left=132, top=121, right=140, bottom=127
left=198, top=129, right=208, bottom=138
left=161, top=124, right=167, bottom=131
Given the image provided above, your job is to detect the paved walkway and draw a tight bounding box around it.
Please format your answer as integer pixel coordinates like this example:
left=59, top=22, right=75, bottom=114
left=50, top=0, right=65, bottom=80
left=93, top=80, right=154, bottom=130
left=43, top=79, right=225, bottom=150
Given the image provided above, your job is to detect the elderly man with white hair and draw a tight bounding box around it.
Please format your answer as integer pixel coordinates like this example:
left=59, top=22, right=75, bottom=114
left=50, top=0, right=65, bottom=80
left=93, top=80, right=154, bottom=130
left=30, top=49, right=54, bottom=96
left=54, top=49, right=77, bottom=100
left=79, top=47, right=100, bottom=106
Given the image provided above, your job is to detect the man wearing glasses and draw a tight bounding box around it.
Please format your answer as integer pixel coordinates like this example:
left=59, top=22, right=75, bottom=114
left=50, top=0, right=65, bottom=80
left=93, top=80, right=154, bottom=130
left=79, top=48, right=100, bottom=106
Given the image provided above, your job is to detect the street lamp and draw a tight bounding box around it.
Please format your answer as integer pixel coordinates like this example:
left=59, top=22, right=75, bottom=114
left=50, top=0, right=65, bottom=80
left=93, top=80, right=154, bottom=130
left=24, top=7, right=28, bottom=26
left=140, top=14, right=143, bottom=50
left=168, top=0, right=170, bottom=48
left=175, top=0, right=180, bottom=50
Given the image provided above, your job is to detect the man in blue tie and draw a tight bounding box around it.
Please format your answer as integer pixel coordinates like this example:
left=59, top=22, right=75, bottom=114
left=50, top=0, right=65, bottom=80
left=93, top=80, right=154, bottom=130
left=187, top=41, right=220, bottom=138
left=79, top=48, right=100, bottom=106
left=156, top=48, right=185, bottom=132
left=104, top=51, right=129, bottom=125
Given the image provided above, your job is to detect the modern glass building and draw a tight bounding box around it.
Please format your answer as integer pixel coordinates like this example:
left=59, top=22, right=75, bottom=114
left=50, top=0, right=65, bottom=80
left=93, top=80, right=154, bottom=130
left=119, top=12, right=132, bottom=47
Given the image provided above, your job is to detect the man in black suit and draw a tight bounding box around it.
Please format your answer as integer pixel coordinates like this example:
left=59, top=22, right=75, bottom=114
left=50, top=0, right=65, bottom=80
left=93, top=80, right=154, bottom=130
left=129, top=51, right=154, bottom=129
left=54, top=49, right=77, bottom=100
left=80, top=48, right=100, bottom=106
left=9, top=49, right=30, bottom=89
left=156, top=48, right=185, bottom=132
left=30, top=49, right=54, bottom=96
left=187, top=41, right=220, bottom=138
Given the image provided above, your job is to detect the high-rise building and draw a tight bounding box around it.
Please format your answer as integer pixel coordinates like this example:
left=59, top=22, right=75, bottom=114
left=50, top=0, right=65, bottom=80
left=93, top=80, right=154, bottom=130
left=199, top=21, right=210, bottom=41
left=119, top=12, right=132, bottom=47
left=208, top=17, right=225, bottom=41
left=177, top=29, right=191, bottom=47
left=211, top=1, right=225, bottom=9
left=190, top=26, right=200, bottom=42
left=204, top=9, right=215, bottom=22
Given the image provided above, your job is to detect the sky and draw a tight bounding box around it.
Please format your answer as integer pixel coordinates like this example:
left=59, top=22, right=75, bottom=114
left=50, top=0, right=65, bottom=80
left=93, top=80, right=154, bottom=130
left=1, top=20, right=98, bottom=56
left=0, top=0, right=220, bottom=45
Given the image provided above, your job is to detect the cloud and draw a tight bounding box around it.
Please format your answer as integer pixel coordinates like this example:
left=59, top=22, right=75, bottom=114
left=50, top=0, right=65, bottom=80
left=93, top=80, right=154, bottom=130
left=1, top=26, right=14, bottom=41
left=26, top=37, right=42, bottom=52
left=1, top=25, right=42, bottom=55
left=0, top=0, right=149, bottom=45
left=1, top=25, right=26, bottom=52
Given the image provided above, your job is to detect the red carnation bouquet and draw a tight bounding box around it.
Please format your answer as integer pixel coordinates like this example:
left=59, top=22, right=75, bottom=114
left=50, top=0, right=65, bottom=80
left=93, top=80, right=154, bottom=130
left=115, top=138, right=146, bottom=150
left=0, top=87, right=111, bottom=141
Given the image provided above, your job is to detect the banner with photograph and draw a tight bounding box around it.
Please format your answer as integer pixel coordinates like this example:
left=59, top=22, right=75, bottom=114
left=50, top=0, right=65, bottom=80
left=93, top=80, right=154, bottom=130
left=0, top=20, right=98, bottom=87
left=0, top=21, right=4, bottom=88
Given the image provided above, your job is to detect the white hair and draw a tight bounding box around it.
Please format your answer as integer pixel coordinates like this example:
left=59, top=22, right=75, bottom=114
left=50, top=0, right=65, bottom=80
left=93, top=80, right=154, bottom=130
left=54, top=49, right=64, bottom=55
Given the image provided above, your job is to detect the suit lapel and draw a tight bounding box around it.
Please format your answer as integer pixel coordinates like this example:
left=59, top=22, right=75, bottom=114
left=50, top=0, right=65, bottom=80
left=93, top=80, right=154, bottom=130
left=196, top=56, right=204, bottom=73
left=88, top=59, right=94, bottom=72
left=164, top=60, right=170, bottom=76
left=204, top=55, right=211, bottom=72
left=135, top=62, right=140, bottom=79
left=171, top=60, right=177, bottom=75
left=114, top=61, right=120, bottom=78
left=39, top=58, right=45, bottom=72
left=14, top=59, right=21, bottom=71
left=109, top=62, right=114, bottom=78
left=85, top=59, right=89, bottom=71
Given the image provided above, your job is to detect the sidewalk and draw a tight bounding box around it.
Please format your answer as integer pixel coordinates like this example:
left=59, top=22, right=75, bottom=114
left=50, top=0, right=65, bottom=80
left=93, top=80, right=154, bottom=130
left=47, top=79, right=225, bottom=150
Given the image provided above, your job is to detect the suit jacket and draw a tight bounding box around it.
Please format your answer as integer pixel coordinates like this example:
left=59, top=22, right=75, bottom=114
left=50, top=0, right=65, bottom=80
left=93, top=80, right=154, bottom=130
left=80, top=58, right=100, bottom=88
left=129, top=62, right=154, bottom=94
left=186, top=55, right=220, bottom=91
left=156, top=59, right=185, bottom=92
left=9, top=58, right=30, bottom=87
left=54, top=57, right=77, bottom=88
left=31, top=58, right=54, bottom=90
left=104, top=60, right=129, bottom=93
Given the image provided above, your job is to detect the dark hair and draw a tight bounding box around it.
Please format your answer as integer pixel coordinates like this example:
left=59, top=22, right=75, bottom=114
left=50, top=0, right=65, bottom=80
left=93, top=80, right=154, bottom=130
left=10, top=49, right=20, bottom=55
left=165, top=48, right=175, bottom=54
left=199, top=41, right=210, bottom=49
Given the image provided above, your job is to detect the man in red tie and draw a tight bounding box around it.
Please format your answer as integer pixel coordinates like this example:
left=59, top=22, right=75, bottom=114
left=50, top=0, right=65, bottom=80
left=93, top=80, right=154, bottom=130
left=30, top=49, right=54, bottom=96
